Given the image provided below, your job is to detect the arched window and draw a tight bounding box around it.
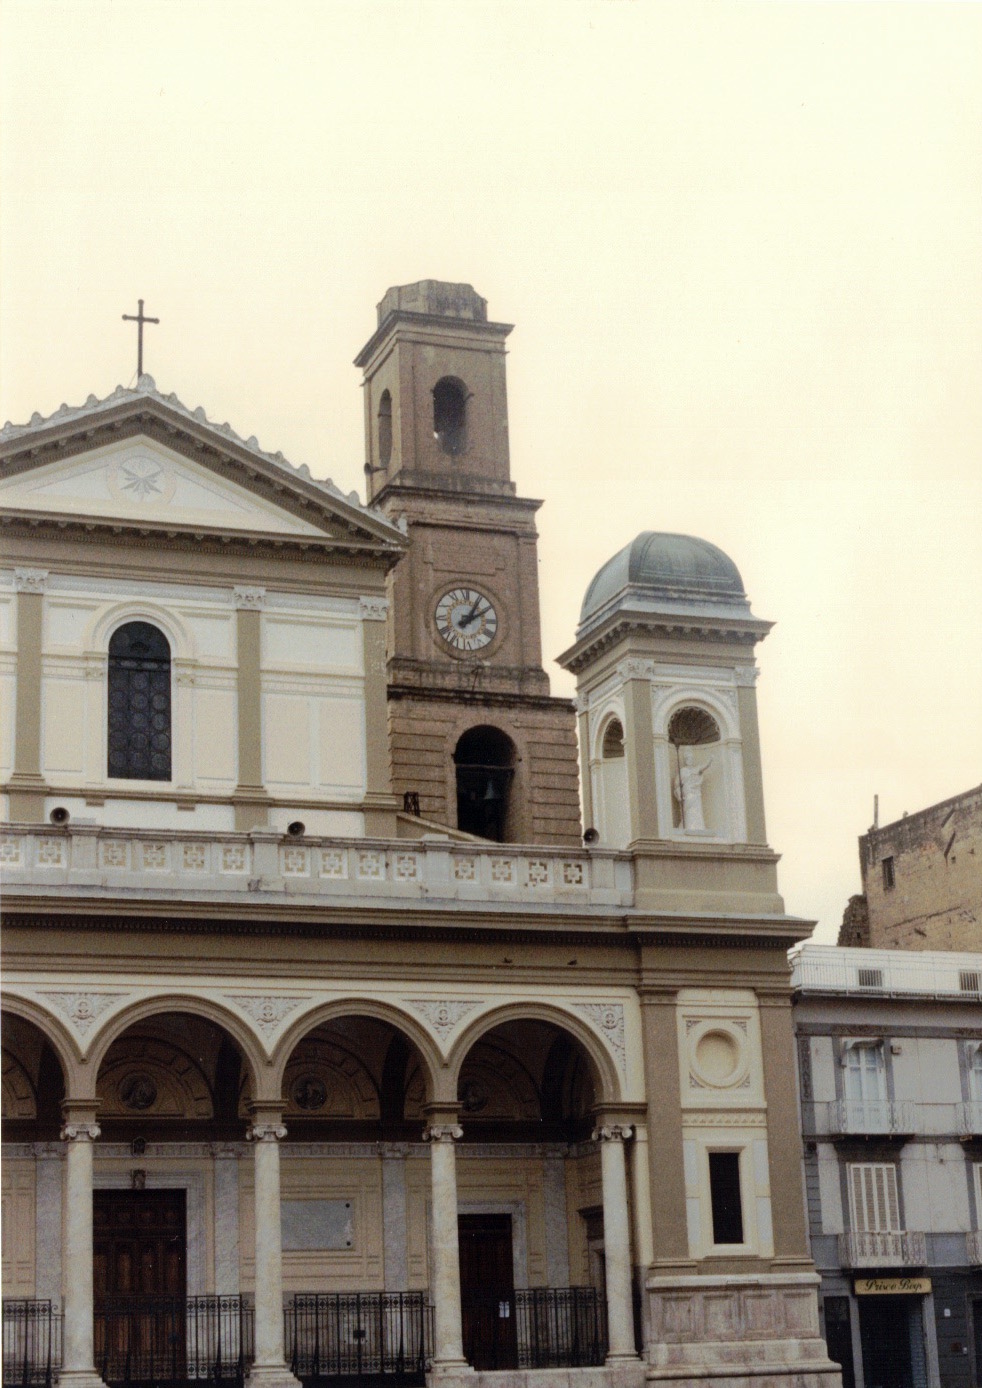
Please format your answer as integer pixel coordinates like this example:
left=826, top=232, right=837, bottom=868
left=454, top=725, right=515, bottom=841
left=107, top=621, right=172, bottom=781
left=601, top=719, right=625, bottom=759
left=433, top=377, right=467, bottom=456
left=378, top=389, right=393, bottom=468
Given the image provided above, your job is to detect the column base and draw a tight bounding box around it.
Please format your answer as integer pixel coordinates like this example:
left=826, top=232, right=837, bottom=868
left=245, top=1363, right=302, bottom=1388
left=57, top=1371, right=109, bottom=1388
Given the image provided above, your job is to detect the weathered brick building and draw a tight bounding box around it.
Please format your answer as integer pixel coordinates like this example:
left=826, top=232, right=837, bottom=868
left=838, top=786, right=982, bottom=951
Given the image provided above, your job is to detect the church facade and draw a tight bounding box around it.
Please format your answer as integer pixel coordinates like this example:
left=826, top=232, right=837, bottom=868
left=1, top=282, right=840, bottom=1388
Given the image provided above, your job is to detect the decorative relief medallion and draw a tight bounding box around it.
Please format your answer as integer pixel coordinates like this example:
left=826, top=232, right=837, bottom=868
left=108, top=456, right=176, bottom=506
left=490, top=858, right=515, bottom=885
left=561, top=861, right=585, bottom=887
left=527, top=860, right=550, bottom=887
left=142, top=843, right=168, bottom=871
left=120, top=1074, right=158, bottom=1111
left=686, top=1019, right=751, bottom=1091
left=281, top=846, right=309, bottom=876
left=0, top=839, right=23, bottom=866
left=293, top=1076, right=328, bottom=1111
left=357, top=850, right=385, bottom=880
left=182, top=844, right=208, bottom=872
left=574, top=1002, right=627, bottom=1075
left=40, top=991, right=128, bottom=1036
left=221, top=844, right=248, bottom=874
left=227, top=995, right=304, bottom=1035
left=453, top=857, right=477, bottom=882
left=320, top=849, right=347, bottom=878
left=406, top=999, right=481, bottom=1041
left=36, top=839, right=67, bottom=868
left=394, top=853, right=420, bottom=882
left=101, top=841, right=128, bottom=869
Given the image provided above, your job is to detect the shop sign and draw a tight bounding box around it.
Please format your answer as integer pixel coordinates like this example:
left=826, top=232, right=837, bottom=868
left=854, top=1277, right=931, bottom=1296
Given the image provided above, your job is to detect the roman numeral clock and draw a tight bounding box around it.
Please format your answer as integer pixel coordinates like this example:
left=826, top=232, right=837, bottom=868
left=434, top=587, right=499, bottom=653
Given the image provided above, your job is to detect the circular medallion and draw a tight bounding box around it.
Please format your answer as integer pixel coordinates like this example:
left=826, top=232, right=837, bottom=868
left=107, top=453, right=176, bottom=507
left=293, top=1076, right=328, bottom=1111
left=434, top=587, right=498, bottom=653
left=120, top=1073, right=158, bottom=1111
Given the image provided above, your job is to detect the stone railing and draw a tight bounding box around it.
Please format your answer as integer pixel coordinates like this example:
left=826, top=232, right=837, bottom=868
left=966, top=1231, right=982, bottom=1267
left=0, top=826, right=633, bottom=911
left=827, top=1100, right=916, bottom=1138
left=838, top=1231, right=926, bottom=1269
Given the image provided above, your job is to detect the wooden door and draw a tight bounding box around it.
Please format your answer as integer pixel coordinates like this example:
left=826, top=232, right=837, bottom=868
left=94, top=1190, right=187, bottom=1383
left=458, top=1214, right=516, bottom=1370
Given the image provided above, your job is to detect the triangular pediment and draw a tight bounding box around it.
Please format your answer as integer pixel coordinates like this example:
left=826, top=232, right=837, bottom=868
left=0, top=436, right=330, bottom=537
left=0, top=380, right=405, bottom=554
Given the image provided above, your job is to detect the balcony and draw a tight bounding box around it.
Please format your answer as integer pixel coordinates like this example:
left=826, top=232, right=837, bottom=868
left=958, top=1102, right=982, bottom=1138
left=967, top=1231, right=982, bottom=1267
left=828, top=1100, right=916, bottom=1138
left=838, top=1231, right=927, bottom=1269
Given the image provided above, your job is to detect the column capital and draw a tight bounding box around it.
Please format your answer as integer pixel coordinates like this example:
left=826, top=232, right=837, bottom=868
left=233, top=585, right=266, bottom=610
left=247, top=1102, right=286, bottom=1142
left=60, top=1120, right=101, bottom=1142
left=359, top=595, right=389, bottom=621
left=423, top=1122, right=463, bottom=1144
left=14, top=568, right=49, bottom=594
left=592, top=1122, right=633, bottom=1144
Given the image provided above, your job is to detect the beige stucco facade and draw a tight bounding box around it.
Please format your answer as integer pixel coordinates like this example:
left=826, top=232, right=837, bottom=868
left=2, top=284, right=840, bottom=1388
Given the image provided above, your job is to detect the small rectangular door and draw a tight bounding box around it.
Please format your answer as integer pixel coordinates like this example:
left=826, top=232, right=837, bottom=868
left=458, top=1214, right=517, bottom=1370
left=94, top=1190, right=187, bottom=1383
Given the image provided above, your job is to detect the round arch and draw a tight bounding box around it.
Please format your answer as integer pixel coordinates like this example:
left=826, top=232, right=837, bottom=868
left=86, top=995, right=265, bottom=1099
left=651, top=686, right=738, bottom=743
left=271, top=999, right=443, bottom=1106
left=86, top=601, right=195, bottom=663
left=447, top=1001, right=622, bottom=1106
left=0, top=993, right=80, bottom=1094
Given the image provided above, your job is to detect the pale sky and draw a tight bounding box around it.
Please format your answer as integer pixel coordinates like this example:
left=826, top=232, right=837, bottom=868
left=2, top=1, right=980, bottom=942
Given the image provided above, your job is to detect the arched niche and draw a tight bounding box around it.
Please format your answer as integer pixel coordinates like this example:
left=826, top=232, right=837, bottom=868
left=275, top=1011, right=433, bottom=1137
left=667, top=704, right=726, bottom=836
left=453, top=725, right=517, bottom=842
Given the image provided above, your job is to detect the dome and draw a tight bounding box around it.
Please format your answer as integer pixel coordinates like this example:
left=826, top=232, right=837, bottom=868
left=580, top=532, right=746, bottom=625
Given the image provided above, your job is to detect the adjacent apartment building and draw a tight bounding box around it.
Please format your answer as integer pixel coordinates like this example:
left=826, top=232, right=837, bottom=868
left=792, top=942, right=982, bottom=1388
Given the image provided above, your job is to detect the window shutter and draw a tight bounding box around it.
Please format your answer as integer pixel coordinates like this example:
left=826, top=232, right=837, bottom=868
left=849, top=1163, right=900, bottom=1233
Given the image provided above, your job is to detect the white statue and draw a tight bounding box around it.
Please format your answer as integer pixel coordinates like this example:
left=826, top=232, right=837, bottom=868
left=673, top=746, right=712, bottom=832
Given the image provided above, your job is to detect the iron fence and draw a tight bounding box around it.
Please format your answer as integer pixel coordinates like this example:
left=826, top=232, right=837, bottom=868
left=462, top=1286, right=607, bottom=1370
left=286, top=1294, right=430, bottom=1385
left=2, top=1301, right=61, bottom=1388
left=95, top=1296, right=253, bottom=1387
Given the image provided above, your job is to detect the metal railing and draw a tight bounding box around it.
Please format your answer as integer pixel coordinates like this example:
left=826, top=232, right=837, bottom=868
left=95, top=1296, right=253, bottom=1386
left=838, top=1231, right=927, bottom=1269
left=2, top=1301, right=61, bottom=1388
left=828, top=1099, right=916, bottom=1137
left=286, top=1294, right=430, bottom=1384
left=462, top=1287, right=607, bottom=1371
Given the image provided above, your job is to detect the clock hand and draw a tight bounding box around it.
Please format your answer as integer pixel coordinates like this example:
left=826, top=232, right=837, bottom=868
left=459, top=598, right=485, bottom=627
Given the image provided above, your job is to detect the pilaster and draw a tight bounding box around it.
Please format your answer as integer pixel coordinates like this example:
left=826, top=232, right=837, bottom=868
left=232, top=588, right=272, bottom=831
left=9, top=569, right=49, bottom=821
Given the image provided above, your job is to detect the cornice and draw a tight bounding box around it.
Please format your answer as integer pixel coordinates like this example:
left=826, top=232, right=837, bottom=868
left=559, top=614, right=767, bottom=675
left=354, top=312, right=513, bottom=369
left=386, top=682, right=575, bottom=713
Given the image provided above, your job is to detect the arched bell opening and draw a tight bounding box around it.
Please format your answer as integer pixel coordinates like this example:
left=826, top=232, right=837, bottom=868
left=432, top=377, right=468, bottom=456
left=453, top=725, right=517, bottom=842
left=2, top=1012, right=66, bottom=1141
left=596, top=716, right=629, bottom=848
left=279, top=1014, right=429, bottom=1141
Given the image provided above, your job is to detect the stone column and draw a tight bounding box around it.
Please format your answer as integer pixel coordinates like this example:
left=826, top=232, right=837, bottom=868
left=246, top=1110, right=299, bottom=1388
left=59, top=1106, right=106, bottom=1388
left=423, top=1118, right=470, bottom=1375
left=593, top=1122, right=639, bottom=1364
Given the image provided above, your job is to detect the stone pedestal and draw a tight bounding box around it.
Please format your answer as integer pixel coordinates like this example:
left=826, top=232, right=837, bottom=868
left=645, top=1273, right=842, bottom=1386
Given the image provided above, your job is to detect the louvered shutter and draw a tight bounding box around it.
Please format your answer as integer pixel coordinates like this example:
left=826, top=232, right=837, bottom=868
left=849, top=1163, right=900, bottom=1233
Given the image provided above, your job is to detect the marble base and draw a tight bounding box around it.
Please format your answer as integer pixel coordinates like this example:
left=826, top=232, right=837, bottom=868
left=644, top=1273, right=842, bottom=1388
left=427, top=1366, right=645, bottom=1388
left=57, top=1372, right=109, bottom=1388
left=245, top=1363, right=302, bottom=1388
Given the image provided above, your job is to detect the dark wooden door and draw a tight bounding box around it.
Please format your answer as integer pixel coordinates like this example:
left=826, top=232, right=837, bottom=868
left=458, top=1214, right=516, bottom=1370
left=94, top=1190, right=187, bottom=1383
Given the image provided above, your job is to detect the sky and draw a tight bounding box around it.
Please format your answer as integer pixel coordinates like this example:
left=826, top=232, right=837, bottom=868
left=2, top=0, right=980, bottom=942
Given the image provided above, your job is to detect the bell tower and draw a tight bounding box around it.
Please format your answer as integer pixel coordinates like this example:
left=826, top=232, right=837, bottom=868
left=355, top=281, right=581, bottom=845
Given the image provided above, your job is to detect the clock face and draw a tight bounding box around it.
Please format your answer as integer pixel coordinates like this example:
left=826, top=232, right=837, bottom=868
left=434, top=587, right=499, bottom=652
